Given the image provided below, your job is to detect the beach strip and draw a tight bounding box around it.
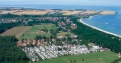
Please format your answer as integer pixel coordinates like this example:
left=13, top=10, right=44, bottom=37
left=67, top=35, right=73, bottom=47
left=79, top=19, right=121, bottom=38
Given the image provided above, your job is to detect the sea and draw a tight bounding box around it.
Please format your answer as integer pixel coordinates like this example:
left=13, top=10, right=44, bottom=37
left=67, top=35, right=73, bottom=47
left=0, top=5, right=121, bottom=36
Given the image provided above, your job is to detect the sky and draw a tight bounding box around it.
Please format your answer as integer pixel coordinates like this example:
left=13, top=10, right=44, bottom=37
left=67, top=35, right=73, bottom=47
left=0, top=0, right=121, bottom=6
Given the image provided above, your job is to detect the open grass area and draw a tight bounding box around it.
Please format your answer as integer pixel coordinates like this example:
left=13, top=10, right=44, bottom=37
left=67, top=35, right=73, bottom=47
left=36, top=51, right=119, bottom=63
left=0, top=26, right=32, bottom=38
left=57, top=32, right=74, bottom=36
left=20, top=24, right=57, bottom=39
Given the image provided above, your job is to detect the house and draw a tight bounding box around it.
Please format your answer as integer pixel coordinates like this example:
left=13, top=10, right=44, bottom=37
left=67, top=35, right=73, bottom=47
left=17, top=40, right=22, bottom=47
left=70, top=23, right=77, bottom=29
left=32, top=40, right=36, bottom=45
left=27, top=39, right=31, bottom=45
left=37, top=40, right=41, bottom=46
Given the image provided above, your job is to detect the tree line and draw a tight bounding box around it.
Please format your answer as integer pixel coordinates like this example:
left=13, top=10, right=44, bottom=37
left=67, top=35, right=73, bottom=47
left=0, top=13, right=65, bottom=18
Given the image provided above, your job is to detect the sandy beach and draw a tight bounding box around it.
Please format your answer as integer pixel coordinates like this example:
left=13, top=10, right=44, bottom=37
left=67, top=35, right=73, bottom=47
left=79, top=19, right=121, bottom=38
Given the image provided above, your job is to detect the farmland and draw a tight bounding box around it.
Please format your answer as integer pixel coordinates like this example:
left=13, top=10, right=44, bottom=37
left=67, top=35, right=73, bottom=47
left=0, top=26, right=32, bottom=38
left=20, top=24, right=57, bottom=39
left=79, top=10, right=99, bottom=14
left=36, top=51, right=119, bottom=63
left=62, top=10, right=99, bottom=15
left=62, top=10, right=82, bottom=15
left=0, top=10, right=52, bottom=15
left=0, top=9, right=116, bottom=16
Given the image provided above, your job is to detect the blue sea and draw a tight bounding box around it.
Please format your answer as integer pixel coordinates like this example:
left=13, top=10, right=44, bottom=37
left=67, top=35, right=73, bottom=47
left=82, top=6, right=121, bottom=36
left=0, top=5, right=121, bottom=36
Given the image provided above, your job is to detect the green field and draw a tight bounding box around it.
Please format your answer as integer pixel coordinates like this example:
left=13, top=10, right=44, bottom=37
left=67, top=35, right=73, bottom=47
left=20, top=24, right=57, bottom=39
left=36, top=51, right=119, bottom=63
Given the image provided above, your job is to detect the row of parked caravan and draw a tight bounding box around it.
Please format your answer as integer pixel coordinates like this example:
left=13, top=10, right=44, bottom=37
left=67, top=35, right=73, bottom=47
left=23, top=45, right=103, bottom=61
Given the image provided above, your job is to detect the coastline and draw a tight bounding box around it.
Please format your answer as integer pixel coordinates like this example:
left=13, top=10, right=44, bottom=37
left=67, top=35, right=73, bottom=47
left=0, top=7, right=116, bottom=15
left=79, top=19, right=121, bottom=38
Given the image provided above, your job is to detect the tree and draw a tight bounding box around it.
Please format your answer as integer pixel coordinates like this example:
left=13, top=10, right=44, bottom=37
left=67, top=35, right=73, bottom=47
left=50, top=29, right=56, bottom=37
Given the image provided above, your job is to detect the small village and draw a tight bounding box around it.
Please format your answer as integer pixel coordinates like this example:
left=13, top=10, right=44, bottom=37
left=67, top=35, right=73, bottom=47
left=15, top=17, right=109, bottom=62
left=11, top=16, right=104, bottom=62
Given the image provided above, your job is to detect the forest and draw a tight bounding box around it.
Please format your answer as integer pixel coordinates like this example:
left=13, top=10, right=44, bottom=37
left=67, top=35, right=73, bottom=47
left=0, top=36, right=29, bottom=63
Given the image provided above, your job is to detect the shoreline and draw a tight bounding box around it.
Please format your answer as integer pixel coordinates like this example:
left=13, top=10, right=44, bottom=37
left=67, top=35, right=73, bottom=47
left=79, top=19, right=121, bottom=38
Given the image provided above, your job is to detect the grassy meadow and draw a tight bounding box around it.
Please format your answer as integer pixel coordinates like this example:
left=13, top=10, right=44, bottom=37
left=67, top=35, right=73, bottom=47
left=36, top=51, right=119, bottom=63
left=20, top=24, right=57, bottom=39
